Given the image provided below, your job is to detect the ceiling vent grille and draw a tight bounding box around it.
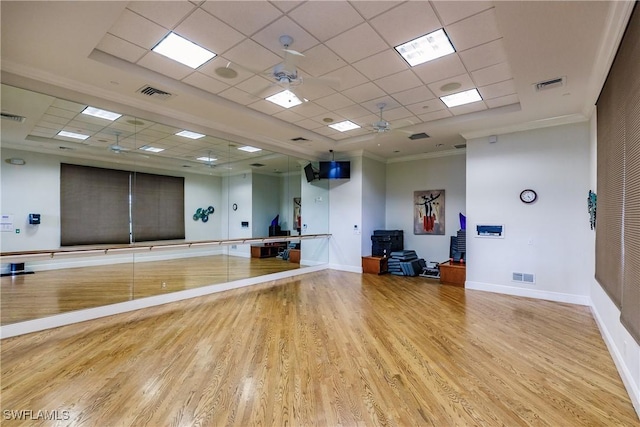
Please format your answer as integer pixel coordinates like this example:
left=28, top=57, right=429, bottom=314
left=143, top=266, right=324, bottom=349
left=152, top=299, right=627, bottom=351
left=291, top=137, right=309, bottom=142
left=408, top=132, right=430, bottom=140
left=250, top=163, right=265, bottom=167
left=454, top=143, right=467, bottom=149
left=533, top=76, right=566, bottom=92
left=137, top=85, right=173, bottom=100
left=1, top=112, right=26, bottom=123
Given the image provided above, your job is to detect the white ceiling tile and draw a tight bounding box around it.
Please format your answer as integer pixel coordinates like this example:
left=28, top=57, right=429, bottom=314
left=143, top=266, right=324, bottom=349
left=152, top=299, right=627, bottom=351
left=127, top=1, right=196, bottom=29
left=198, top=57, right=255, bottom=84
left=363, top=97, right=401, bottom=113
left=248, top=99, right=285, bottom=115
left=471, top=62, right=512, bottom=87
left=459, top=39, right=508, bottom=71
left=289, top=2, right=363, bottom=42
left=51, top=98, right=86, bottom=112
left=224, top=39, right=282, bottom=73
left=183, top=72, right=230, bottom=94
left=174, top=9, right=245, bottom=55
left=449, top=101, right=487, bottom=116
left=294, top=80, right=336, bottom=101
left=412, top=53, right=467, bottom=85
left=235, top=75, right=277, bottom=98
left=325, top=23, right=388, bottom=63
left=417, top=109, right=452, bottom=122
left=431, top=1, right=494, bottom=25
left=96, top=34, right=146, bottom=63
left=297, top=44, right=346, bottom=77
left=392, top=86, right=436, bottom=105
left=200, top=1, right=282, bottom=36
left=342, top=82, right=386, bottom=103
left=137, top=52, right=195, bottom=80
left=334, top=104, right=371, bottom=120
left=406, top=98, right=447, bottom=115
left=352, top=113, right=378, bottom=127
left=270, top=1, right=304, bottom=13
left=108, top=9, right=168, bottom=49
left=46, top=106, right=78, bottom=120
left=352, top=49, right=408, bottom=80
left=479, top=79, right=516, bottom=100
left=312, top=125, right=340, bottom=137
left=485, top=94, right=520, bottom=109
left=314, top=92, right=355, bottom=111
left=289, top=102, right=329, bottom=118
left=370, top=2, right=441, bottom=47
left=374, top=70, right=423, bottom=94
left=427, top=73, right=476, bottom=97
left=252, top=16, right=319, bottom=56
left=309, top=111, right=347, bottom=126
left=272, top=109, right=306, bottom=123
left=322, top=66, right=368, bottom=90
left=350, top=1, right=399, bottom=20
left=381, top=106, right=415, bottom=122
left=295, top=118, right=324, bottom=130
left=446, top=8, right=501, bottom=52
left=42, top=114, right=70, bottom=125
left=218, top=87, right=256, bottom=105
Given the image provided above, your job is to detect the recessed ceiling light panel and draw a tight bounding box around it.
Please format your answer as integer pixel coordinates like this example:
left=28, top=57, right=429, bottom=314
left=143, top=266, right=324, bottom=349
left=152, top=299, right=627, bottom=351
left=440, top=88, right=483, bottom=108
left=197, top=156, right=218, bottom=162
left=152, top=32, right=216, bottom=69
left=329, top=120, right=361, bottom=132
left=395, top=29, right=455, bottom=67
left=81, top=106, right=122, bottom=121
left=57, top=130, right=89, bottom=140
left=176, top=130, right=205, bottom=139
left=265, top=90, right=303, bottom=108
left=238, top=146, right=262, bottom=153
left=139, top=145, right=165, bottom=153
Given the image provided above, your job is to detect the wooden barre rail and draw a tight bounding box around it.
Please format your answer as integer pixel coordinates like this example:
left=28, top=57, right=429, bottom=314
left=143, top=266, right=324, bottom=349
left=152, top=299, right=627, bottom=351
left=0, top=234, right=331, bottom=262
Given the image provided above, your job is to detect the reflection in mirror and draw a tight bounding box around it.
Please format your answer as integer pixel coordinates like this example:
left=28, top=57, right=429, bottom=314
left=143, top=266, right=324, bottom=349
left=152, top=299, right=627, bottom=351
left=0, top=84, right=330, bottom=328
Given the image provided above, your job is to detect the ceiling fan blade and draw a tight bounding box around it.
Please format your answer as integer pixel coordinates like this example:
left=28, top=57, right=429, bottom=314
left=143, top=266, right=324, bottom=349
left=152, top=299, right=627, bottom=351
left=283, top=48, right=304, bottom=57
left=289, top=86, right=308, bottom=103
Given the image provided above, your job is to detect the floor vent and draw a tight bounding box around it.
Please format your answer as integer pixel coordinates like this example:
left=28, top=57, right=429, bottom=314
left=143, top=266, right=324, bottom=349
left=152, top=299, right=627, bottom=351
left=1, top=112, right=26, bottom=123
left=513, top=272, right=535, bottom=283
left=534, top=76, right=566, bottom=92
left=408, top=132, right=430, bottom=140
left=137, top=85, right=173, bottom=100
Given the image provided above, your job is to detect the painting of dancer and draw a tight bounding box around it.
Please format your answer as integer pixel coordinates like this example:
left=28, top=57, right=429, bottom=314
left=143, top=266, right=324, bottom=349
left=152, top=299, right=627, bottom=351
left=414, top=190, right=445, bottom=235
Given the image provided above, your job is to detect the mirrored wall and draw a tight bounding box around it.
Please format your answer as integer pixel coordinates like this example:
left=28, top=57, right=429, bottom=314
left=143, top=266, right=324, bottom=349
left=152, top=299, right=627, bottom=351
left=0, top=84, right=330, bottom=326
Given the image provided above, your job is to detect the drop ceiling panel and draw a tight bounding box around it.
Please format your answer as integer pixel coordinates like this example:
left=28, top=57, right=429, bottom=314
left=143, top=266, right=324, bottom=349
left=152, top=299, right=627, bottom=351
left=446, top=8, right=501, bottom=52
left=334, top=104, right=371, bottom=120
left=471, top=62, right=512, bottom=87
left=342, top=83, right=386, bottom=104
left=251, top=16, right=319, bottom=55
left=314, top=92, right=355, bottom=111
left=218, top=87, right=260, bottom=106
left=272, top=109, right=306, bottom=123
left=485, top=94, right=519, bottom=109
left=479, top=79, right=516, bottom=100
left=96, top=34, right=146, bottom=63
left=431, top=1, right=494, bottom=26
left=198, top=57, right=254, bottom=84
left=427, top=73, right=476, bottom=97
left=459, top=39, right=508, bottom=71
left=417, top=109, right=452, bottom=122
left=370, top=1, right=441, bottom=47
left=224, top=39, right=282, bottom=72
left=199, top=1, right=282, bottom=36
left=412, top=54, right=467, bottom=85
left=349, top=1, right=398, bottom=20
left=126, top=1, right=196, bottom=30
left=289, top=102, right=329, bottom=119
left=392, top=86, right=436, bottom=106
left=108, top=9, right=167, bottom=49
left=174, top=8, right=245, bottom=55
left=352, top=49, right=408, bottom=81
left=183, top=72, right=231, bottom=94
left=270, top=1, right=303, bottom=13
left=137, top=52, right=194, bottom=80
left=322, top=66, right=368, bottom=90
left=375, top=70, right=423, bottom=94
left=325, top=23, right=388, bottom=64
left=288, top=1, right=363, bottom=42
left=449, top=101, right=487, bottom=116
left=296, top=44, right=346, bottom=76
left=406, top=98, right=447, bottom=115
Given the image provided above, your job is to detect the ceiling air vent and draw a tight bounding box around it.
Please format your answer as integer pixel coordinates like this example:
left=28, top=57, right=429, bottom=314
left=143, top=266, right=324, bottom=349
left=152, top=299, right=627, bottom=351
left=408, top=132, right=429, bottom=140
left=1, top=112, right=26, bottom=123
left=533, top=76, right=566, bottom=92
left=291, top=137, right=309, bottom=142
left=250, top=163, right=265, bottom=167
left=137, top=85, right=173, bottom=100
left=454, top=143, right=467, bottom=149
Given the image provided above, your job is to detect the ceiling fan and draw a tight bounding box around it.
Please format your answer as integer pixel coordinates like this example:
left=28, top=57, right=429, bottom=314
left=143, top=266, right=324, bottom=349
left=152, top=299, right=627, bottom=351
left=372, top=103, right=392, bottom=133
left=107, top=132, right=148, bottom=158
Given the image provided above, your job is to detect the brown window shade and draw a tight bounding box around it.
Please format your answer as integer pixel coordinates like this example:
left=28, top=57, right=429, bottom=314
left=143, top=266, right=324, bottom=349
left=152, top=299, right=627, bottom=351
left=131, top=172, right=185, bottom=242
left=60, top=164, right=131, bottom=246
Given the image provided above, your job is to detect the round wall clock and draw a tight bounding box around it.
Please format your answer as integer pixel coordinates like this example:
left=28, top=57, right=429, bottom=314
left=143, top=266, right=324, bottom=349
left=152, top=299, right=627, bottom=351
left=520, top=189, right=537, bottom=204
left=232, top=203, right=238, bottom=211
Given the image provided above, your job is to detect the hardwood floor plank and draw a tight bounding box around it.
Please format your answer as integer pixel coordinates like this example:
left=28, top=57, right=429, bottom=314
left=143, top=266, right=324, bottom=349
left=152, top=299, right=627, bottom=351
left=1, top=270, right=637, bottom=426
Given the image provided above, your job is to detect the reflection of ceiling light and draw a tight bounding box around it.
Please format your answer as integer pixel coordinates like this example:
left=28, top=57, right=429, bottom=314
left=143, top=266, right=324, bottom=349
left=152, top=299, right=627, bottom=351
left=395, top=29, right=455, bottom=67
left=329, top=120, right=360, bottom=132
left=139, top=145, right=164, bottom=153
left=81, top=106, right=121, bottom=121
left=238, top=146, right=262, bottom=153
left=152, top=32, right=216, bottom=69
left=440, top=88, right=483, bottom=107
left=197, top=156, right=217, bottom=162
left=57, top=130, right=89, bottom=140
left=175, top=130, right=205, bottom=139
left=265, top=90, right=303, bottom=108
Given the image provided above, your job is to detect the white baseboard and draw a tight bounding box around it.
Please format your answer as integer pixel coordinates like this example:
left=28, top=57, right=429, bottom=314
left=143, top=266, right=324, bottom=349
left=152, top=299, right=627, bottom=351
left=328, top=263, right=362, bottom=273
left=465, top=281, right=591, bottom=306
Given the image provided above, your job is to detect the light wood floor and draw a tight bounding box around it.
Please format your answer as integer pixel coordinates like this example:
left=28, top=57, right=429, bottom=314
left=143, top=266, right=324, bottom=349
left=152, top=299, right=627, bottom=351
left=1, top=255, right=300, bottom=325
left=1, top=270, right=637, bottom=426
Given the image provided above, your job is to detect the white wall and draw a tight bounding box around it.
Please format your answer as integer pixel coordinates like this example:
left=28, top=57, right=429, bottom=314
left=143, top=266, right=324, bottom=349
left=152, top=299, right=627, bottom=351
left=252, top=173, right=281, bottom=237
left=300, top=169, right=329, bottom=266
left=465, top=122, right=592, bottom=304
left=386, top=153, right=466, bottom=264
left=278, top=172, right=302, bottom=233
left=361, top=156, right=386, bottom=257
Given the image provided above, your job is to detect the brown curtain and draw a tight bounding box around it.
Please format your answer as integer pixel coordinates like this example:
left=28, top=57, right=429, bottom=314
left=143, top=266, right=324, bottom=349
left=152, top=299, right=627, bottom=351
left=60, top=164, right=130, bottom=246
left=131, top=172, right=185, bottom=242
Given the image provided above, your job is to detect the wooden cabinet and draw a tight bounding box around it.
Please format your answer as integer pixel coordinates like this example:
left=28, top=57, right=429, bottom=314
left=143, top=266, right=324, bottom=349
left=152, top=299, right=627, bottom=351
left=250, top=242, right=287, bottom=258
left=362, top=256, right=388, bottom=274
left=289, top=249, right=300, bottom=264
left=439, top=261, right=466, bottom=287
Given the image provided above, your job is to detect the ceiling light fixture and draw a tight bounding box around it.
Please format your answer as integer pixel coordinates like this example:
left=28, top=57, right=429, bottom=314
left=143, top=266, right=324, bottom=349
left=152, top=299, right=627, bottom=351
left=265, top=90, right=303, bottom=108
left=238, top=146, right=262, bottom=153
left=329, top=120, right=361, bottom=132
left=57, top=130, right=89, bottom=140
left=440, top=88, right=483, bottom=108
left=139, top=145, right=165, bottom=153
left=152, top=32, right=216, bottom=69
left=81, top=106, right=122, bottom=121
left=197, top=156, right=218, bottom=162
left=395, top=28, right=455, bottom=67
left=175, top=130, right=205, bottom=139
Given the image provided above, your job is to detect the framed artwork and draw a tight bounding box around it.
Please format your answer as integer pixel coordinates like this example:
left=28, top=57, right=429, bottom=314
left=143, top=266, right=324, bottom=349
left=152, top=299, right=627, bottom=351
left=414, top=190, right=445, bottom=235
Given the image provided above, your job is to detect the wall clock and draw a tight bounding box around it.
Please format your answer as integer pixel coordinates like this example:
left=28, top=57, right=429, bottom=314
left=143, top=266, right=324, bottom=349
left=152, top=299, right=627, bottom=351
left=232, top=203, right=238, bottom=211
left=520, top=189, right=537, bottom=204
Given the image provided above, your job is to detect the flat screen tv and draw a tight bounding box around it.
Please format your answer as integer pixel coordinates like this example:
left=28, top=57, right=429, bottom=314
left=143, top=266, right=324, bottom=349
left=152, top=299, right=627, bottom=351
left=318, top=161, right=350, bottom=180
left=304, top=163, right=316, bottom=182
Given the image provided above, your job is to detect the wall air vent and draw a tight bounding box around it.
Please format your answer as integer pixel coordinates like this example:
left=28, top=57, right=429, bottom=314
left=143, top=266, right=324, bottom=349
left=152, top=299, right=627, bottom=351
left=137, top=85, right=173, bottom=100
left=291, top=137, right=309, bottom=142
left=533, top=76, right=566, bottom=92
left=512, top=272, right=535, bottom=283
left=454, top=143, right=467, bottom=149
left=1, top=112, right=26, bottom=123
left=408, top=132, right=430, bottom=140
